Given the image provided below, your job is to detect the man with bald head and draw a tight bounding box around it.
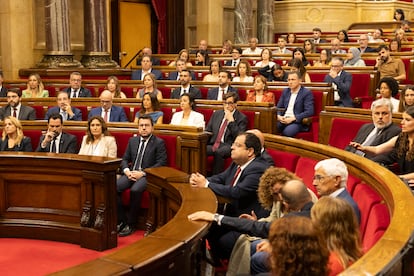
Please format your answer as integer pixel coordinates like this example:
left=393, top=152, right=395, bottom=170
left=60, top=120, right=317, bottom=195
left=88, top=90, right=129, bottom=122
left=330, top=38, right=346, bottom=54
left=246, top=129, right=274, bottom=166
left=358, top=34, right=377, bottom=53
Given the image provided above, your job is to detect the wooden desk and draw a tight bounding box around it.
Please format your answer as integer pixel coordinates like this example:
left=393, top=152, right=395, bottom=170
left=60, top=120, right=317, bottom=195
left=0, top=152, right=121, bottom=251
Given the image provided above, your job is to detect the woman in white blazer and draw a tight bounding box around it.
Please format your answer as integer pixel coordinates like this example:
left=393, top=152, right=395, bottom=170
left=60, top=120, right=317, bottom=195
left=170, top=93, right=205, bottom=130
left=79, top=116, right=117, bottom=157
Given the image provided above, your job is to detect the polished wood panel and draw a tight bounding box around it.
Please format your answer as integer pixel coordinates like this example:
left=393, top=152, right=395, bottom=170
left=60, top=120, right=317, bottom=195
left=0, top=152, right=121, bottom=251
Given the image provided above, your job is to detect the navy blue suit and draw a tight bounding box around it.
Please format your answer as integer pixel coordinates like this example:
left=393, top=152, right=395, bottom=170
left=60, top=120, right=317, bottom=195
left=63, top=87, right=92, bottom=98
left=276, top=86, right=314, bottom=137
left=207, top=86, right=238, bottom=100
left=336, top=189, right=361, bottom=224
left=88, top=105, right=128, bottom=122
left=45, top=106, right=83, bottom=121
left=0, top=87, right=8, bottom=97
left=168, top=71, right=196, bottom=81
left=131, top=69, right=163, bottom=80
left=117, top=134, right=167, bottom=226
left=171, top=85, right=202, bottom=99
left=324, top=70, right=353, bottom=107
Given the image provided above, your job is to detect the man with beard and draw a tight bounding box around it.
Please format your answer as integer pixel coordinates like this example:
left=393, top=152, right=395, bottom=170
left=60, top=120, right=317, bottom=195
left=207, top=71, right=238, bottom=101
left=0, top=88, right=36, bottom=120
left=375, top=44, right=406, bottom=81
left=170, top=69, right=201, bottom=99
left=346, top=98, right=401, bottom=159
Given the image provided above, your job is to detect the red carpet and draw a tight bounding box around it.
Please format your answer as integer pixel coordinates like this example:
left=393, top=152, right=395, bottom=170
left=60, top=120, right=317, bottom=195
left=0, top=230, right=144, bottom=276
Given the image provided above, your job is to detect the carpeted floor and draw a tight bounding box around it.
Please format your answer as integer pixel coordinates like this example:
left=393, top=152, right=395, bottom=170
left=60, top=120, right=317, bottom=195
left=0, top=230, right=144, bottom=276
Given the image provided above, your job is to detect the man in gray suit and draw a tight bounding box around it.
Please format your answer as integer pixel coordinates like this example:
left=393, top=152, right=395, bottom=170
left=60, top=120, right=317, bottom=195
left=345, top=98, right=401, bottom=160
left=0, top=88, right=36, bottom=120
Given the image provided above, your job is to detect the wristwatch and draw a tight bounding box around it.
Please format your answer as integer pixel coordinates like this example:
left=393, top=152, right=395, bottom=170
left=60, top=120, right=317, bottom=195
left=213, top=213, right=220, bottom=223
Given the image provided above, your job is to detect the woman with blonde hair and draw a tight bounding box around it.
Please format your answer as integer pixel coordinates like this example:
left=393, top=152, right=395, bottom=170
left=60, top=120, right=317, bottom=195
left=106, top=76, right=127, bottom=98
left=232, top=60, right=253, bottom=83
left=0, top=116, right=32, bottom=151
left=311, top=196, right=363, bottom=275
left=79, top=116, right=117, bottom=157
left=136, top=73, right=163, bottom=100
left=22, top=73, right=49, bottom=98
left=168, top=49, right=193, bottom=67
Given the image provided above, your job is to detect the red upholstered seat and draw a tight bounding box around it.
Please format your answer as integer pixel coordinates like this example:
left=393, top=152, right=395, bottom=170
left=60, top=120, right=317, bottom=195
left=347, top=174, right=361, bottom=196
left=111, top=132, right=135, bottom=158
left=294, top=157, right=318, bottom=195
left=32, top=105, right=46, bottom=120
left=362, top=203, right=390, bottom=252
left=352, top=183, right=382, bottom=238
left=266, top=149, right=299, bottom=172
left=74, top=105, right=89, bottom=121
left=23, top=129, right=43, bottom=150
left=240, top=110, right=256, bottom=130
left=161, top=107, right=174, bottom=124
left=328, top=118, right=369, bottom=149
left=198, top=108, right=214, bottom=125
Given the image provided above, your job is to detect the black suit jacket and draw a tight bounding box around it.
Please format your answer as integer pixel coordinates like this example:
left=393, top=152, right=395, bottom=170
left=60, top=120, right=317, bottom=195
left=0, top=87, right=8, bottom=97
left=171, top=85, right=202, bottom=99
left=168, top=71, right=196, bottom=81
left=208, top=158, right=271, bottom=218
left=207, top=86, right=238, bottom=100
left=120, top=134, right=167, bottom=171
left=359, top=47, right=377, bottom=53
left=220, top=201, right=313, bottom=238
left=0, top=105, right=36, bottom=120
left=345, top=123, right=401, bottom=159
left=206, top=109, right=248, bottom=146
left=0, top=136, right=32, bottom=152
left=63, top=87, right=92, bottom=98
left=36, top=132, right=78, bottom=153
left=131, top=69, right=163, bottom=80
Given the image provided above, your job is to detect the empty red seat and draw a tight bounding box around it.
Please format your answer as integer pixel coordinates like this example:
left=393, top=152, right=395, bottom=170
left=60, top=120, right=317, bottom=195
left=328, top=118, right=369, bottom=149
left=294, top=157, right=318, bottom=195
left=266, top=149, right=299, bottom=172
left=362, top=203, right=390, bottom=252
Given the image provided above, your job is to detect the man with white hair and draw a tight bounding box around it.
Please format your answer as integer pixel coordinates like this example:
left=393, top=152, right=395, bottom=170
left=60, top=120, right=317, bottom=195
left=346, top=98, right=401, bottom=159
left=313, top=158, right=361, bottom=223
left=358, top=34, right=377, bottom=53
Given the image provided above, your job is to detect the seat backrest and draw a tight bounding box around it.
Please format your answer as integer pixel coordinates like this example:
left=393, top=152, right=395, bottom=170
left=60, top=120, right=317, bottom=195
left=197, top=108, right=214, bottom=125
left=240, top=110, right=256, bottom=130
left=294, top=157, right=318, bottom=195
left=328, top=118, right=369, bottom=149
left=266, top=149, right=299, bottom=172
left=161, top=107, right=174, bottom=124
left=158, top=134, right=178, bottom=169
left=362, top=203, right=390, bottom=252
left=111, top=132, right=134, bottom=158
left=32, top=105, right=46, bottom=120
left=23, top=129, right=43, bottom=150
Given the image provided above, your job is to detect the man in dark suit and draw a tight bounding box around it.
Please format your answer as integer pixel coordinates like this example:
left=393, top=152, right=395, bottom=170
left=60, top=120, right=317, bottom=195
left=324, top=57, right=353, bottom=107
left=313, top=158, right=361, bottom=223
left=167, top=59, right=195, bottom=81
left=171, top=70, right=201, bottom=99
left=136, top=47, right=160, bottom=66
left=312, top=27, right=327, bottom=44
left=207, top=71, right=238, bottom=101
left=36, top=113, right=78, bottom=153
left=346, top=98, right=401, bottom=159
left=247, top=129, right=274, bottom=166
left=206, top=92, right=247, bottom=174
left=117, top=114, right=167, bottom=237
left=0, top=71, right=8, bottom=97
left=277, top=71, right=314, bottom=137
left=131, top=54, right=162, bottom=81
left=224, top=48, right=242, bottom=67
left=63, top=72, right=92, bottom=98
left=0, top=88, right=36, bottom=120
left=45, top=91, right=82, bottom=121
left=190, top=132, right=270, bottom=260
left=358, top=34, right=377, bottom=53
left=88, top=90, right=129, bottom=122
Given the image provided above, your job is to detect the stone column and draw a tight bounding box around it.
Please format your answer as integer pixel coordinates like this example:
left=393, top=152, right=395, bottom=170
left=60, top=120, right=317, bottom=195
left=234, top=0, right=252, bottom=44
left=257, top=0, right=274, bottom=44
left=81, top=0, right=118, bottom=68
left=37, top=0, right=82, bottom=68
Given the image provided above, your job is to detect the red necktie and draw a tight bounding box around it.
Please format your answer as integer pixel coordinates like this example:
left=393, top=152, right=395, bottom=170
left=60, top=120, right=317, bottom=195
left=212, top=119, right=228, bottom=151
left=12, top=108, right=17, bottom=118
left=104, top=110, right=108, bottom=122
left=230, top=166, right=241, bottom=187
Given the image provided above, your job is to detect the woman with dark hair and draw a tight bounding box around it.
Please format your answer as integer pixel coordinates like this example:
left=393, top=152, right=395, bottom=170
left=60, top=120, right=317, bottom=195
left=268, top=216, right=329, bottom=276
left=378, top=77, right=400, bottom=112
left=389, top=38, right=402, bottom=52
left=79, top=116, right=117, bottom=157
left=203, top=60, right=221, bottom=82
left=106, top=75, right=127, bottom=98
left=232, top=60, right=254, bottom=83
left=0, top=116, right=32, bottom=152
left=337, top=29, right=349, bottom=42
left=291, top=47, right=309, bottom=66
left=399, top=85, right=414, bottom=112
left=170, top=93, right=205, bottom=129
left=287, top=33, right=297, bottom=44
left=313, top=49, right=332, bottom=67
left=303, top=39, right=316, bottom=54
left=246, top=75, right=275, bottom=104
left=195, top=50, right=209, bottom=66
left=394, top=9, right=405, bottom=21
left=312, top=197, right=363, bottom=276
left=288, top=58, right=311, bottom=82
left=134, top=92, right=163, bottom=124
left=255, top=48, right=275, bottom=68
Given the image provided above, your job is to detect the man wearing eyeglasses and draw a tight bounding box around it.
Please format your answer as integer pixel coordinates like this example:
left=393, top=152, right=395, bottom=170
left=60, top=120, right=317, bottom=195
left=324, top=57, right=353, bottom=107
left=206, top=92, right=247, bottom=174
left=117, top=114, right=167, bottom=237
left=63, top=72, right=92, bottom=98
left=224, top=48, right=242, bottom=67
left=313, top=158, right=361, bottom=223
